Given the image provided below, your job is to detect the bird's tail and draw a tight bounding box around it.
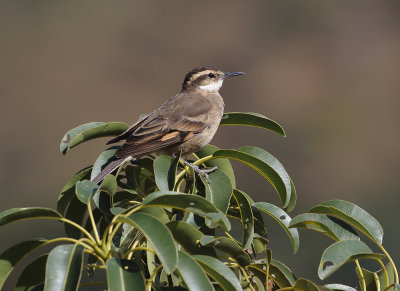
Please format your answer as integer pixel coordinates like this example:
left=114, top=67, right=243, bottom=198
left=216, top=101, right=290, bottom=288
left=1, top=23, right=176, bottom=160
left=91, top=157, right=131, bottom=184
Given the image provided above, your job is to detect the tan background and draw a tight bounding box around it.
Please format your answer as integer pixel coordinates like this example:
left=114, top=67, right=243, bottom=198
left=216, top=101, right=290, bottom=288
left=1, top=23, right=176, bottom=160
left=1, top=0, right=399, bottom=287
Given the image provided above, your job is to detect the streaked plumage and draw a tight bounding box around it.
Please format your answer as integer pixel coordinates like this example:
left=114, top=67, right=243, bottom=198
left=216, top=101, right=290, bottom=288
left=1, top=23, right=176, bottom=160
left=92, top=66, right=244, bottom=184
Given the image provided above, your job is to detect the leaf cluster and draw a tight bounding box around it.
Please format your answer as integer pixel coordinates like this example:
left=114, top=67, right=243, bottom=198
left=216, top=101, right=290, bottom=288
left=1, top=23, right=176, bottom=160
left=0, top=112, right=398, bottom=291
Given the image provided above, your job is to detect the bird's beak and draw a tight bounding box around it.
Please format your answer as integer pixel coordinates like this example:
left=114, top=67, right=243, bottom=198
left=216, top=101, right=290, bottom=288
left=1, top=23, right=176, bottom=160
left=223, top=71, right=246, bottom=79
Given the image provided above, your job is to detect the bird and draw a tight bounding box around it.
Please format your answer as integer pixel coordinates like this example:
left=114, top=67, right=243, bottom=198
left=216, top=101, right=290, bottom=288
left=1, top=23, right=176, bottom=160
left=92, top=66, right=245, bottom=184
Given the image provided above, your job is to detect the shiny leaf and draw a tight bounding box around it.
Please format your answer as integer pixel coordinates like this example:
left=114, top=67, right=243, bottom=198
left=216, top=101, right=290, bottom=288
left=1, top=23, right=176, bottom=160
left=0, top=208, right=61, bottom=227
left=154, top=155, right=179, bottom=191
left=106, top=258, right=145, bottom=291
left=142, top=191, right=230, bottom=231
left=294, top=278, right=320, bottom=291
left=324, top=284, right=358, bottom=291
left=232, top=189, right=254, bottom=249
left=213, top=147, right=292, bottom=208
left=64, top=196, right=87, bottom=239
left=220, top=112, right=286, bottom=137
left=195, top=144, right=236, bottom=188
left=75, top=180, right=98, bottom=204
left=99, top=174, right=118, bottom=196
left=58, top=167, right=92, bottom=214
left=0, top=239, right=47, bottom=289
left=194, top=255, right=242, bottom=291
left=289, top=213, right=359, bottom=241
left=44, top=244, right=84, bottom=291
left=166, top=221, right=216, bottom=256
left=115, top=212, right=177, bottom=274
left=254, top=202, right=299, bottom=253
left=284, top=179, right=297, bottom=213
left=60, top=121, right=128, bottom=154
left=199, top=236, right=251, bottom=267
left=175, top=251, right=213, bottom=291
left=90, top=146, right=119, bottom=181
left=318, top=240, right=385, bottom=279
left=270, top=259, right=296, bottom=287
left=15, top=254, right=48, bottom=291
left=310, top=200, right=383, bottom=244
left=201, top=170, right=232, bottom=228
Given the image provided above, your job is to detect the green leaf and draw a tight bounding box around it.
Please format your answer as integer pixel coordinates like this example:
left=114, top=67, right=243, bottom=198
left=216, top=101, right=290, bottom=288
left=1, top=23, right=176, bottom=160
left=246, top=264, right=267, bottom=285
left=75, top=180, right=99, bottom=204
left=166, top=221, right=216, bottom=256
left=106, top=258, right=145, bottom=291
left=64, top=196, right=87, bottom=239
left=154, top=155, right=179, bottom=191
left=220, top=112, right=286, bottom=137
left=99, top=174, right=118, bottom=196
left=294, top=278, right=320, bottom=291
left=318, top=240, right=385, bottom=280
left=0, top=208, right=61, bottom=227
left=58, top=167, right=92, bottom=214
left=0, top=239, right=47, bottom=289
left=115, top=212, right=178, bottom=274
left=142, top=191, right=231, bottom=231
left=44, top=244, right=84, bottom=291
left=360, top=262, right=397, bottom=290
left=213, top=147, right=292, bottom=208
left=252, top=276, right=266, bottom=291
left=175, top=251, right=213, bottom=291
left=310, top=200, right=384, bottom=244
left=15, top=254, right=48, bottom=291
left=254, top=202, right=299, bottom=253
left=232, top=189, right=254, bottom=249
left=194, top=255, right=242, bottom=291
left=199, top=236, right=251, bottom=267
left=201, top=170, right=232, bottom=227
left=139, top=206, right=169, bottom=224
left=60, top=121, right=129, bottom=154
left=284, top=179, right=297, bottom=213
left=90, top=146, right=119, bottom=181
left=195, top=144, right=236, bottom=188
left=324, top=284, right=358, bottom=291
left=356, top=268, right=380, bottom=291
left=289, top=213, right=359, bottom=241
left=270, top=259, right=296, bottom=287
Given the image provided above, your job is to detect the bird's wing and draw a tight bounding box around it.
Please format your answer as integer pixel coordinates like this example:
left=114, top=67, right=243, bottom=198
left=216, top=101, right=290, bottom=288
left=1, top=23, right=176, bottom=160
left=114, top=94, right=212, bottom=158
left=107, top=114, right=150, bottom=144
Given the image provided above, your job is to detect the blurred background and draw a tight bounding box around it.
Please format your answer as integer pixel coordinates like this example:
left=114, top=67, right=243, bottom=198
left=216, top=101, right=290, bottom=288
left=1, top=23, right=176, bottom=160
left=1, top=0, right=399, bottom=288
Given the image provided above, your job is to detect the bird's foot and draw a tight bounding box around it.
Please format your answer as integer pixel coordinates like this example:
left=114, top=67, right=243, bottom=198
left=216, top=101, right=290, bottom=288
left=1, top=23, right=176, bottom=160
left=179, top=158, right=218, bottom=184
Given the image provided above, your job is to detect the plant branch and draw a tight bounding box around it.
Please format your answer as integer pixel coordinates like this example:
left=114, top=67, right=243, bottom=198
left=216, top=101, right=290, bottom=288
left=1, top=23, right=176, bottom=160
left=87, top=201, right=101, bottom=244
left=59, top=218, right=96, bottom=244
left=356, top=260, right=366, bottom=291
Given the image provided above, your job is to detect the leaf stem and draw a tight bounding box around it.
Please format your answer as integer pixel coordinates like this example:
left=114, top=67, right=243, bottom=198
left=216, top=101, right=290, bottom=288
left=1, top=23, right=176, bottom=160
left=83, top=250, right=106, bottom=266
left=374, top=272, right=381, bottom=291
left=238, top=265, right=256, bottom=291
left=59, top=217, right=96, bottom=244
left=146, top=265, right=163, bottom=291
left=45, top=237, right=94, bottom=251
left=123, top=246, right=156, bottom=259
left=87, top=202, right=101, bottom=244
left=356, top=260, right=367, bottom=291
left=377, top=258, right=390, bottom=288
left=378, top=244, right=399, bottom=284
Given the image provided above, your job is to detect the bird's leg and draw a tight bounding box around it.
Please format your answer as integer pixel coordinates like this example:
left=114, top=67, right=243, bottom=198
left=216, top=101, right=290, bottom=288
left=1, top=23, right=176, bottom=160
left=179, top=157, right=218, bottom=184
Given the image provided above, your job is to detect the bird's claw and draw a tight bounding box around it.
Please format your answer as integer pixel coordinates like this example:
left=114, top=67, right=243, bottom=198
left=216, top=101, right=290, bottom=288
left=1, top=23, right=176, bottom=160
left=179, top=158, right=218, bottom=184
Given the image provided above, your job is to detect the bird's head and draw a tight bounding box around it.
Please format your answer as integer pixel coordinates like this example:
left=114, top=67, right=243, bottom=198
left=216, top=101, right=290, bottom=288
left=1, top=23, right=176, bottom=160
left=181, top=66, right=245, bottom=92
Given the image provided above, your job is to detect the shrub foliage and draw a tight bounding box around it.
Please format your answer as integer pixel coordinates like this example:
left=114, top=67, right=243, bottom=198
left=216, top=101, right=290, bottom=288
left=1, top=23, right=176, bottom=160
left=0, top=112, right=398, bottom=290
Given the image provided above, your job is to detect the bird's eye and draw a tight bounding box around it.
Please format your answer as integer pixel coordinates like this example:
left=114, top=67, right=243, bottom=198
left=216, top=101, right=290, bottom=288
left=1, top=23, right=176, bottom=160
left=208, top=73, right=215, bottom=78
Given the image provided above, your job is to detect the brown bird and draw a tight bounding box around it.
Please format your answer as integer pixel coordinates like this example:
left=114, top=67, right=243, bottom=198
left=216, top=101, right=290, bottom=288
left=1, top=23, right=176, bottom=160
left=92, top=66, right=245, bottom=184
